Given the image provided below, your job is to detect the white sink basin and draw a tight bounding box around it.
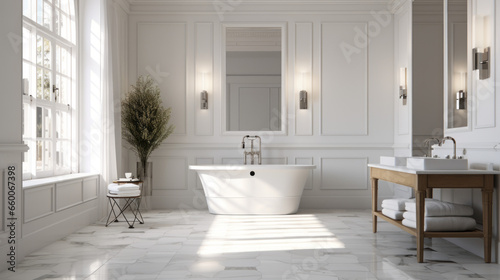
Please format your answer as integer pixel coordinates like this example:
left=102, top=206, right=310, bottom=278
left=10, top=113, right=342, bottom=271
left=406, top=157, right=468, bottom=170
left=380, top=156, right=407, bottom=166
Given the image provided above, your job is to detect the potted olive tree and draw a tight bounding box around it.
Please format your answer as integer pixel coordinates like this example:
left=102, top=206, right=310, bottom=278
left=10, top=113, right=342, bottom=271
left=122, top=75, right=175, bottom=204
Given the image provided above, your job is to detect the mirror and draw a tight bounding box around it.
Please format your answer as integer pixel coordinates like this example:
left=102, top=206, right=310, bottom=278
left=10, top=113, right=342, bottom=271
left=224, top=26, right=284, bottom=132
left=445, top=0, right=468, bottom=129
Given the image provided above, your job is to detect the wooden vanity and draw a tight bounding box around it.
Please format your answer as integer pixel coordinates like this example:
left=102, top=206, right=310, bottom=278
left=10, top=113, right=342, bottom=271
left=369, top=164, right=498, bottom=263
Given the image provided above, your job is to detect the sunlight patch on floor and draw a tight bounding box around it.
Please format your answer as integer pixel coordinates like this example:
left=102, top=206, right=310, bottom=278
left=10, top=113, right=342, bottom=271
left=197, top=214, right=345, bottom=256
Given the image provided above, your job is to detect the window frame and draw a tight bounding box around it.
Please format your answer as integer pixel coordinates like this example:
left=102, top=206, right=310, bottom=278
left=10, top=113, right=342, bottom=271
left=22, top=0, right=79, bottom=180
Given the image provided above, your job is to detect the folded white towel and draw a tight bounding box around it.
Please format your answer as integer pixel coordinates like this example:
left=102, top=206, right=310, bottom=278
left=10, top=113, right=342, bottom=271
left=108, top=190, right=141, bottom=197
left=382, top=208, right=404, bottom=220
left=108, top=183, right=139, bottom=193
left=405, top=199, right=473, bottom=217
left=381, top=198, right=413, bottom=211
left=402, top=216, right=476, bottom=232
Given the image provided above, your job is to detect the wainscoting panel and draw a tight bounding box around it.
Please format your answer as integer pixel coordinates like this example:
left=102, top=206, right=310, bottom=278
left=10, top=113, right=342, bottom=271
left=24, top=185, right=54, bottom=223
left=295, top=22, right=313, bottom=135
left=152, top=157, right=188, bottom=190
left=137, top=22, right=187, bottom=135
left=56, top=180, right=83, bottom=212
left=195, top=22, right=214, bottom=136
left=321, top=22, right=368, bottom=136
left=320, top=157, right=368, bottom=190
left=83, top=177, right=99, bottom=202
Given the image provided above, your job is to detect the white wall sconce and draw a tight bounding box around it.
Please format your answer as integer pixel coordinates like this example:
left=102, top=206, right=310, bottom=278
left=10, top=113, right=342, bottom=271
left=399, top=67, right=407, bottom=105
left=299, top=90, right=307, bottom=109
left=299, top=72, right=308, bottom=109
left=473, top=15, right=490, bottom=80
left=456, top=90, right=466, bottom=110
left=456, top=72, right=466, bottom=110
left=473, top=47, right=490, bottom=80
left=200, top=90, right=208, bottom=109
left=200, top=72, right=208, bottom=109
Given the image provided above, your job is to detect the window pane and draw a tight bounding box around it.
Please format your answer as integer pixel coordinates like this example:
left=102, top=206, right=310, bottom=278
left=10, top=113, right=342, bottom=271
left=61, top=13, right=68, bottom=40
left=58, top=76, right=69, bottom=104
left=43, top=37, right=51, bottom=68
left=43, top=1, right=52, bottom=30
left=36, top=35, right=42, bottom=65
left=23, top=0, right=32, bottom=19
left=23, top=62, right=34, bottom=95
left=23, top=149, right=31, bottom=174
left=23, top=102, right=31, bottom=138
left=36, top=67, right=42, bottom=98
left=37, top=0, right=43, bottom=25
left=23, top=27, right=33, bottom=61
left=54, top=9, right=60, bottom=35
left=36, top=140, right=53, bottom=172
left=55, top=45, right=60, bottom=72
left=56, top=109, right=69, bottom=139
left=56, top=141, right=70, bottom=170
left=61, top=0, right=69, bottom=13
left=43, top=69, right=51, bottom=100
left=36, top=106, right=51, bottom=138
left=61, top=47, right=68, bottom=74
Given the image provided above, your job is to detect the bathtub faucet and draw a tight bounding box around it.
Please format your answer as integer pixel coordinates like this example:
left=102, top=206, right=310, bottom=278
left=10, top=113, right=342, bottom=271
left=242, top=135, right=262, bottom=165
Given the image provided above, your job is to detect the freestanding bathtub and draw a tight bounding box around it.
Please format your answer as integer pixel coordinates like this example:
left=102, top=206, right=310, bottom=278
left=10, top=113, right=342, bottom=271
left=189, top=164, right=315, bottom=215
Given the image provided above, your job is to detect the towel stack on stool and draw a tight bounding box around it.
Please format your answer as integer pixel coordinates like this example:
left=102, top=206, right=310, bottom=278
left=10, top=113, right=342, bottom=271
left=381, top=198, right=412, bottom=220
left=402, top=199, right=476, bottom=231
left=108, top=183, right=140, bottom=196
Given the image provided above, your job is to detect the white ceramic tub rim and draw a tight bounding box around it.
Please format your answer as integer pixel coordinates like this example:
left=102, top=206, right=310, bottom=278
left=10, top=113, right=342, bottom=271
left=189, top=164, right=316, bottom=171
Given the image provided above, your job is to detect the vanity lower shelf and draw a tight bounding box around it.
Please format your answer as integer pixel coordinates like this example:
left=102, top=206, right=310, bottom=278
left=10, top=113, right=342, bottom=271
left=373, top=211, right=484, bottom=238
left=368, top=164, right=498, bottom=263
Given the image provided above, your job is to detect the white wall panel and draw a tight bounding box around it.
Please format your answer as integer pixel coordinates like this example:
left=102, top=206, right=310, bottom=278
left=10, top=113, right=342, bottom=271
left=137, top=23, right=187, bottom=134
left=473, top=0, right=496, bottom=129
left=397, top=10, right=410, bottom=136
left=321, top=22, right=368, bottom=136
left=152, top=157, right=188, bottom=190
left=295, top=22, right=313, bottom=135
left=195, top=23, right=214, bottom=135
left=320, top=158, right=368, bottom=190
left=83, top=177, right=98, bottom=202
left=56, top=181, right=83, bottom=211
left=24, top=186, right=54, bottom=223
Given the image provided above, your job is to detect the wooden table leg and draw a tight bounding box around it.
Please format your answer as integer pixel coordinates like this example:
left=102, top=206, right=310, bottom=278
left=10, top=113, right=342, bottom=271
left=416, top=189, right=426, bottom=263
left=372, top=177, right=378, bottom=233
left=482, top=175, right=493, bottom=263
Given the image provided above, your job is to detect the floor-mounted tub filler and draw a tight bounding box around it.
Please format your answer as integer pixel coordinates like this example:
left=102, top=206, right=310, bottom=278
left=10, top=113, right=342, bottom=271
left=189, top=164, right=315, bottom=214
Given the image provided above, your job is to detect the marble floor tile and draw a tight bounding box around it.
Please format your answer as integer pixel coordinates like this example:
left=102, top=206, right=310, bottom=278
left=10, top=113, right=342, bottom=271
left=0, top=209, right=499, bottom=280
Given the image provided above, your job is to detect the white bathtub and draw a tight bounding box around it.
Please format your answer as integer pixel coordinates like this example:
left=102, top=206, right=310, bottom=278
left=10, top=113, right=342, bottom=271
left=189, top=164, right=315, bottom=215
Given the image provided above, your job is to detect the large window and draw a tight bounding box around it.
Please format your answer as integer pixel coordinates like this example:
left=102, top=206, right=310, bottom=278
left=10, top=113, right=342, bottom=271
left=22, top=0, right=77, bottom=179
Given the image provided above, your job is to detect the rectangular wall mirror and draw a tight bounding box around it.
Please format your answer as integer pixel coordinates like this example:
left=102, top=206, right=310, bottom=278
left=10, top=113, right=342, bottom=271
left=223, top=25, right=286, bottom=133
left=445, top=0, right=469, bottom=130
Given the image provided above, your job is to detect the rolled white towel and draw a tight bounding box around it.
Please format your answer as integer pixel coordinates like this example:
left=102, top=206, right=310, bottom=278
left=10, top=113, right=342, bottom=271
left=401, top=216, right=476, bottom=232
left=381, top=198, right=413, bottom=211
left=405, top=199, right=473, bottom=217
left=381, top=208, right=404, bottom=220
left=108, top=183, right=139, bottom=193
left=108, top=190, right=141, bottom=197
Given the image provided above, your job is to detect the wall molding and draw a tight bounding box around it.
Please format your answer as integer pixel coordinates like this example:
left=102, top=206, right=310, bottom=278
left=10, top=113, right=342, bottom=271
left=0, top=143, right=29, bottom=153
left=154, top=142, right=395, bottom=150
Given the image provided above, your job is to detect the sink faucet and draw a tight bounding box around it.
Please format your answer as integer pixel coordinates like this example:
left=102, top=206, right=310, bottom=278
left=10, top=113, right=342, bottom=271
left=423, top=138, right=440, bottom=157
left=241, top=135, right=261, bottom=165
left=440, top=136, right=457, bottom=159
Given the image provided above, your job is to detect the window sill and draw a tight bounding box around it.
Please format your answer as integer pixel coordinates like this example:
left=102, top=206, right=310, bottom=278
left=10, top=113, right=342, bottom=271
left=23, top=173, right=99, bottom=189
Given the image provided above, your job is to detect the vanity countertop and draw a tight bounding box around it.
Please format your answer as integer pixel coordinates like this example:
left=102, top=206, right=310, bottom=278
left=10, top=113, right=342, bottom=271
left=368, top=163, right=500, bottom=175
